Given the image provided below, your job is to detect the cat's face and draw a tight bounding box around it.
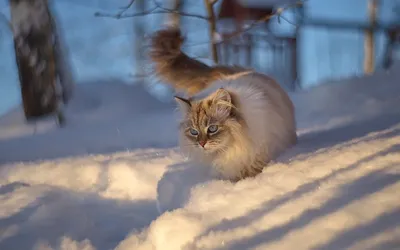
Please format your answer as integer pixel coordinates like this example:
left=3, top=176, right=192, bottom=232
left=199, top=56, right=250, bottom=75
left=175, top=88, right=241, bottom=155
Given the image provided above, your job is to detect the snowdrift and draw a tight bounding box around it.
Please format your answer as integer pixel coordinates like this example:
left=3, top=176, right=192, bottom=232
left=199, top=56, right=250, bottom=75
left=0, top=65, right=399, bottom=250
left=0, top=80, right=177, bottom=164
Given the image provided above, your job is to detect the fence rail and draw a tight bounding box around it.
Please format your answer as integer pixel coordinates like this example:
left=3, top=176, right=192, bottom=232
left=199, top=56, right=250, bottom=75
left=216, top=32, right=298, bottom=91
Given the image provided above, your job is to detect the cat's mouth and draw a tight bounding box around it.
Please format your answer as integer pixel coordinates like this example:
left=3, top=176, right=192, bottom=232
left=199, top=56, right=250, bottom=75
left=198, top=144, right=208, bottom=150
left=199, top=143, right=219, bottom=153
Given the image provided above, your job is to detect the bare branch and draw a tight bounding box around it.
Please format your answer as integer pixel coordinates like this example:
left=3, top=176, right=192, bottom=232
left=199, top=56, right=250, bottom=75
left=210, top=1, right=304, bottom=46
left=151, top=0, right=185, bottom=20
left=151, top=0, right=164, bottom=9
left=276, top=9, right=297, bottom=26
left=116, top=0, right=136, bottom=17
left=95, top=6, right=158, bottom=19
left=95, top=6, right=209, bottom=20
left=153, top=0, right=209, bottom=21
left=119, top=0, right=136, bottom=10
left=95, top=0, right=304, bottom=47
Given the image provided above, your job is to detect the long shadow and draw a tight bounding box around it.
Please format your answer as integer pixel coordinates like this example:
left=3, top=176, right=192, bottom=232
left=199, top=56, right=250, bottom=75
left=155, top=110, right=400, bottom=221
left=0, top=182, right=30, bottom=195
left=157, top=161, right=214, bottom=214
left=365, top=238, right=400, bottom=250
left=278, top=112, right=400, bottom=163
left=0, top=80, right=178, bottom=165
left=0, top=182, right=158, bottom=250
left=312, top=207, right=400, bottom=250
left=218, top=166, right=400, bottom=250
left=193, top=144, right=399, bottom=245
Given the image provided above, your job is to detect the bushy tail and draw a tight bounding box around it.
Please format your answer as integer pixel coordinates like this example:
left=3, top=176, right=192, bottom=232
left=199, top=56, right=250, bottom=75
left=149, top=28, right=247, bottom=96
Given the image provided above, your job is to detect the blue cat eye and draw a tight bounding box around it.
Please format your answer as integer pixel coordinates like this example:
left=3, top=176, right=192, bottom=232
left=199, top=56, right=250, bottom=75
left=207, top=125, right=219, bottom=134
left=189, top=128, right=199, bottom=136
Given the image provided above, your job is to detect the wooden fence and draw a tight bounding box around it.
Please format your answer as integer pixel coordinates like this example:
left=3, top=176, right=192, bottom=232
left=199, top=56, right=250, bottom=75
left=216, top=32, right=298, bottom=91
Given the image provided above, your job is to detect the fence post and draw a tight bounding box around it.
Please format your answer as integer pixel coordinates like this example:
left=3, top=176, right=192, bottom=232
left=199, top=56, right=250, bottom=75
left=364, top=0, right=378, bottom=74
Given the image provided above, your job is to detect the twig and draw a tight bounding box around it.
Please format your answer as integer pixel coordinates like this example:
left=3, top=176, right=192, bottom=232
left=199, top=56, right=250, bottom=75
left=95, top=0, right=209, bottom=21
left=218, top=2, right=303, bottom=44
left=183, top=1, right=304, bottom=48
left=95, top=0, right=304, bottom=47
left=119, top=0, right=136, bottom=10
left=151, top=0, right=164, bottom=9
left=95, top=6, right=159, bottom=19
left=95, top=8, right=208, bottom=20
left=116, top=0, right=136, bottom=17
left=276, top=11, right=297, bottom=26
left=152, top=0, right=181, bottom=16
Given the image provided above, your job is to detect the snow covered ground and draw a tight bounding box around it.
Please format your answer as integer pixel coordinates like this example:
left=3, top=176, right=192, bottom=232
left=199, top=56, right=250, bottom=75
left=0, top=62, right=399, bottom=249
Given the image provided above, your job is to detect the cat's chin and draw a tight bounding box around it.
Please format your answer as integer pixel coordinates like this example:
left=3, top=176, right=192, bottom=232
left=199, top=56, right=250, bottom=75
left=201, top=145, right=222, bottom=155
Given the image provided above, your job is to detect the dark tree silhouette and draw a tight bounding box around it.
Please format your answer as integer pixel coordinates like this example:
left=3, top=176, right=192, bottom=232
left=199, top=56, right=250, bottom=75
left=9, top=0, right=74, bottom=124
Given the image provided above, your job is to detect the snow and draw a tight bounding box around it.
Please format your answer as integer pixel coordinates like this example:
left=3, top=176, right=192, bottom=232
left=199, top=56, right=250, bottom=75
left=1, top=0, right=400, bottom=248
left=1, top=62, right=399, bottom=249
left=0, top=80, right=178, bottom=162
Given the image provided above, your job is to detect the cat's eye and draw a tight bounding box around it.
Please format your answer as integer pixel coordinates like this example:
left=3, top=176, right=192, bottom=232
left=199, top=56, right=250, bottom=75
left=207, top=125, right=219, bottom=134
left=189, top=128, right=199, bottom=136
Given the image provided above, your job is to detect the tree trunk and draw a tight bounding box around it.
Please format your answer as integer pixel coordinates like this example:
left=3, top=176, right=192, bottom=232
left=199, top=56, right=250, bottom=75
left=50, top=3, right=75, bottom=104
left=169, top=0, right=182, bottom=27
left=9, top=0, right=59, bottom=120
left=132, top=0, right=146, bottom=81
left=382, top=28, right=398, bottom=70
left=203, top=0, right=219, bottom=63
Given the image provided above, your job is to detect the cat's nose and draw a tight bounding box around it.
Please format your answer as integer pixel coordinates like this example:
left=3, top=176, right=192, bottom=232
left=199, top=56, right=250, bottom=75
left=199, top=140, right=207, bottom=147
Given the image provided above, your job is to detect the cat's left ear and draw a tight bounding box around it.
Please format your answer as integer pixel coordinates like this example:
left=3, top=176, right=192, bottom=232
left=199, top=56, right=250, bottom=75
left=211, top=88, right=232, bottom=118
left=212, top=88, right=231, bottom=104
left=174, top=96, right=191, bottom=113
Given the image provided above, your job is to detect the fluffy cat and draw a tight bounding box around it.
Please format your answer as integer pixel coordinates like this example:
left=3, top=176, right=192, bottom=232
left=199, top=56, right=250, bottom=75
left=149, top=28, right=297, bottom=181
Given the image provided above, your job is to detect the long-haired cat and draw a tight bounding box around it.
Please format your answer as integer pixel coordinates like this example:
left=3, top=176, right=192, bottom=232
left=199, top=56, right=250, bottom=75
left=149, top=28, right=297, bottom=181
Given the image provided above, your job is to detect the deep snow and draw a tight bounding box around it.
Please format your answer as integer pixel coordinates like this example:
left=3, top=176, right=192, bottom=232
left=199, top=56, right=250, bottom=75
left=0, top=62, right=399, bottom=249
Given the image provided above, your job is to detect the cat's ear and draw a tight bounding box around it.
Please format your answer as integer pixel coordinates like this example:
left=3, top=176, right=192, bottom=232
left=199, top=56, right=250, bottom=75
left=211, top=88, right=232, bottom=118
left=212, top=88, right=232, bottom=104
left=174, top=96, right=191, bottom=113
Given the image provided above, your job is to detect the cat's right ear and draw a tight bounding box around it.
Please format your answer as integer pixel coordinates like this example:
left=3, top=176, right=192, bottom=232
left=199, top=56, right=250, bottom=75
left=174, top=96, right=191, bottom=113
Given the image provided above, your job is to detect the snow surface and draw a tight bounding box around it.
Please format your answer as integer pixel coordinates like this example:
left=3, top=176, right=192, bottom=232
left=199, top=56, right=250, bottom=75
left=0, top=63, right=399, bottom=249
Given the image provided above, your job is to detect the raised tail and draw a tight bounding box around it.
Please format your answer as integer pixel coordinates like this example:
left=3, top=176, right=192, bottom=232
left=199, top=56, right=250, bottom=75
left=149, top=28, right=248, bottom=96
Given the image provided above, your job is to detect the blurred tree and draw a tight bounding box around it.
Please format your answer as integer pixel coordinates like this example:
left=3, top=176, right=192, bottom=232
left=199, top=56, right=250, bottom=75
left=383, top=2, right=400, bottom=69
left=169, top=0, right=182, bottom=27
left=50, top=6, right=75, bottom=105
left=133, top=0, right=146, bottom=80
left=204, top=0, right=218, bottom=63
left=9, top=0, right=73, bottom=124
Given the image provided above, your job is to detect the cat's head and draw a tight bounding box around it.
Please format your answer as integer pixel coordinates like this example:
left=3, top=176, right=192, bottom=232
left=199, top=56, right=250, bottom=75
left=175, top=88, right=243, bottom=156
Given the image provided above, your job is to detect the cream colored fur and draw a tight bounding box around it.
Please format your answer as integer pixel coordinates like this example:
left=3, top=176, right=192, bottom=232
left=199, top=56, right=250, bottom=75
left=149, top=27, right=297, bottom=181
left=178, top=72, right=297, bottom=181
